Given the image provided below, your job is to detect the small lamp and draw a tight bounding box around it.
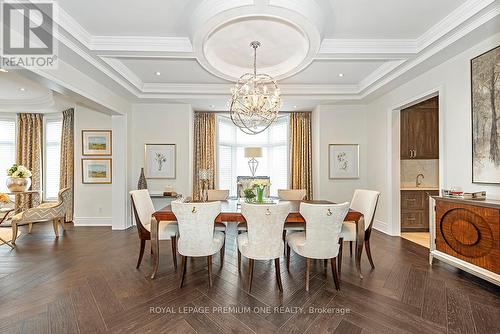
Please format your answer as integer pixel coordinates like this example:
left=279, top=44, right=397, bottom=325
left=198, top=169, right=211, bottom=201
left=244, top=147, right=262, bottom=177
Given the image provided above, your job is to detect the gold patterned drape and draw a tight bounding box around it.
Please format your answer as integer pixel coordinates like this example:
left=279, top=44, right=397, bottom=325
left=289, top=112, right=313, bottom=200
left=60, top=108, right=74, bottom=222
left=193, top=113, right=216, bottom=200
left=17, top=113, right=43, bottom=208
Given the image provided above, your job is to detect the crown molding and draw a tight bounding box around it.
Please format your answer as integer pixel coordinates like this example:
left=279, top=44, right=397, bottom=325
left=416, top=0, right=495, bottom=51
left=89, top=36, right=193, bottom=52
left=56, top=6, right=92, bottom=48
left=0, top=91, right=54, bottom=111
left=319, top=39, right=417, bottom=54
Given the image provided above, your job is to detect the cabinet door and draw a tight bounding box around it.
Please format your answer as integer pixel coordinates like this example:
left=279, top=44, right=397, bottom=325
left=400, top=110, right=413, bottom=159
left=401, top=211, right=425, bottom=231
left=413, top=108, right=439, bottom=159
left=401, top=191, right=425, bottom=210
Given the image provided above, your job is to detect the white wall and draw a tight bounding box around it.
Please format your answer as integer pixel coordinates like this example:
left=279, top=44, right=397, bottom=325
left=73, top=105, right=112, bottom=226
left=366, top=32, right=500, bottom=235
left=312, top=105, right=368, bottom=203
left=130, top=104, right=194, bottom=198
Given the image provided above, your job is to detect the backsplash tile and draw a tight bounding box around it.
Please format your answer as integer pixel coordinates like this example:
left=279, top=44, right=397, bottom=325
left=401, top=159, right=439, bottom=188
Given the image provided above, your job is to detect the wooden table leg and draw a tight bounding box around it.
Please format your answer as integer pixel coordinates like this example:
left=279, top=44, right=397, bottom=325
left=355, top=215, right=365, bottom=279
left=150, top=218, right=159, bottom=279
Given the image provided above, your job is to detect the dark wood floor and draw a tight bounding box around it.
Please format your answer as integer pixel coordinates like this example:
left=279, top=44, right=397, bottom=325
left=0, top=223, right=499, bottom=334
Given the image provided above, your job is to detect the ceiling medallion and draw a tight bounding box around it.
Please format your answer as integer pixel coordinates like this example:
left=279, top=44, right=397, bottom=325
left=229, top=41, right=281, bottom=135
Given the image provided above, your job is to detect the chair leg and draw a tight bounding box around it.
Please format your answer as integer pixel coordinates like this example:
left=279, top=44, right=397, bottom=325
left=349, top=241, right=353, bottom=257
left=286, top=245, right=291, bottom=270
left=274, top=258, right=283, bottom=292
left=28, top=223, right=33, bottom=234
left=60, top=218, right=66, bottom=230
left=331, top=257, right=340, bottom=290
left=11, top=222, right=18, bottom=244
left=52, top=220, right=59, bottom=237
left=247, top=259, right=254, bottom=293
left=220, top=233, right=225, bottom=265
left=338, top=237, right=343, bottom=278
left=365, top=239, right=375, bottom=269
left=323, top=259, right=328, bottom=273
left=171, top=236, right=177, bottom=270
left=282, top=230, right=287, bottom=255
left=179, top=255, right=187, bottom=288
left=305, top=258, right=311, bottom=292
left=237, top=249, right=241, bottom=271
left=136, top=239, right=146, bottom=269
left=207, top=255, right=213, bottom=288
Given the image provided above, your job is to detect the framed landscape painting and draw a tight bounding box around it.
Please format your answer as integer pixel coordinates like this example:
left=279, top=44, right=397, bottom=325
left=144, top=144, right=176, bottom=179
left=472, top=46, right=500, bottom=183
left=329, top=144, right=359, bottom=179
left=82, top=130, right=112, bottom=156
left=82, top=158, right=112, bottom=184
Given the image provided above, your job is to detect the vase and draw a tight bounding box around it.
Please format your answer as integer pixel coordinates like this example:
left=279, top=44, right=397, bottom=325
left=137, top=168, right=148, bottom=189
left=256, top=188, right=264, bottom=203
left=6, top=177, right=31, bottom=192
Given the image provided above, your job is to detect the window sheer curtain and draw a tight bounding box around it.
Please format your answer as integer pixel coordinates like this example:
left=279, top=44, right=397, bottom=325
left=193, top=113, right=216, bottom=200
left=289, top=112, right=313, bottom=200
left=60, top=108, right=74, bottom=221
left=17, top=113, right=43, bottom=208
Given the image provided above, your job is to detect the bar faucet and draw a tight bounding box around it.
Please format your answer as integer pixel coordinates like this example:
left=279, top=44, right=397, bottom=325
left=416, top=174, right=424, bottom=187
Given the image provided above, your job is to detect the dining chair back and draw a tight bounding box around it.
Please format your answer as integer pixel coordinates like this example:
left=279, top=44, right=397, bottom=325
left=207, top=189, right=229, bottom=201
left=171, top=201, right=222, bottom=257
left=350, top=189, right=380, bottom=231
left=299, top=202, right=350, bottom=259
left=130, top=189, right=155, bottom=236
left=278, top=189, right=307, bottom=200
left=241, top=202, right=291, bottom=259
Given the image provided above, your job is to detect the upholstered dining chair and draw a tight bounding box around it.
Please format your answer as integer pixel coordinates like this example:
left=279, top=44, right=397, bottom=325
left=11, top=187, right=71, bottom=244
left=172, top=201, right=224, bottom=288
left=286, top=202, right=350, bottom=291
left=207, top=189, right=229, bottom=201
left=130, top=190, right=179, bottom=269
left=278, top=189, right=307, bottom=255
left=339, top=189, right=380, bottom=275
left=238, top=201, right=291, bottom=293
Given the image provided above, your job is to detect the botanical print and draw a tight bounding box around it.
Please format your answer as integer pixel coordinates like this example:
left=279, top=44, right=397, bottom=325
left=145, top=144, right=176, bottom=179
left=472, top=46, right=500, bottom=183
left=155, top=152, right=167, bottom=171
left=329, top=144, right=359, bottom=179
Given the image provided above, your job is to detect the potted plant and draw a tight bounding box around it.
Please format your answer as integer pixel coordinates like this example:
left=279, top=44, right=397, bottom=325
left=243, top=188, right=256, bottom=202
left=6, top=164, right=32, bottom=192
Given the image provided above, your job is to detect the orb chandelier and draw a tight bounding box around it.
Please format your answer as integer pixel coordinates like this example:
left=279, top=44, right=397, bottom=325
left=229, top=41, right=281, bottom=135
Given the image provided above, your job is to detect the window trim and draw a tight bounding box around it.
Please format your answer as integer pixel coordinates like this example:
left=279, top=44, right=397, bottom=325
left=0, top=114, right=17, bottom=194
left=42, top=113, right=63, bottom=202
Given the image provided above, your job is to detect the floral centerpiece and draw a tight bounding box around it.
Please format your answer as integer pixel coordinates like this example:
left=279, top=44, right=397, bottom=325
left=250, top=179, right=271, bottom=203
left=6, top=164, right=32, bottom=192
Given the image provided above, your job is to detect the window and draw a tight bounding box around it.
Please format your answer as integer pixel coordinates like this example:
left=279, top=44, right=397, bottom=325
left=217, top=115, right=289, bottom=197
left=43, top=117, right=62, bottom=200
left=0, top=118, right=16, bottom=193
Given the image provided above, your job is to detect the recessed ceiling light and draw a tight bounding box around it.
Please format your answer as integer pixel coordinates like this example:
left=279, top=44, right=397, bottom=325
left=210, top=104, right=215, bottom=108
left=338, top=73, right=344, bottom=77
left=155, top=71, right=161, bottom=76
left=293, top=105, right=297, bottom=109
left=19, top=87, right=26, bottom=91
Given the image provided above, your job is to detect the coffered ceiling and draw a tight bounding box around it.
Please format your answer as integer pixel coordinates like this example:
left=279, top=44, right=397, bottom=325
left=6, top=0, right=500, bottom=111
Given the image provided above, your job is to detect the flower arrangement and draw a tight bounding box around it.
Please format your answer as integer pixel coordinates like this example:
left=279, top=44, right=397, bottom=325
left=250, top=180, right=271, bottom=203
left=7, top=164, right=32, bottom=178
left=243, top=188, right=256, bottom=200
left=0, top=193, right=10, bottom=203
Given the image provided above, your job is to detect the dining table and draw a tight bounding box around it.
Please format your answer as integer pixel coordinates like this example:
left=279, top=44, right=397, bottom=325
left=151, top=199, right=365, bottom=279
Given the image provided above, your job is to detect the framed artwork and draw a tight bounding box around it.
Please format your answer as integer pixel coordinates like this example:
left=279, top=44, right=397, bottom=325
left=472, top=45, right=500, bottom=184
left=329, top=144, right=359, bottom=179
left=82, top=130, right=112, bottom=156
left=144, top=144, right=176, bottom=179
left=82, top=158, right=112, bottom=184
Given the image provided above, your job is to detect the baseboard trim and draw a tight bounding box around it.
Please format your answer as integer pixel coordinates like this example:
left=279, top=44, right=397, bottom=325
left=73, top=217, right=112, bottom=226
left=373, top=219, right=389, bottom=234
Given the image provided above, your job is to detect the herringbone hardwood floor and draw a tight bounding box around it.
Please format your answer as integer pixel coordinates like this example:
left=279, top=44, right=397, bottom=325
left=0, top=222, right=498, bottom=334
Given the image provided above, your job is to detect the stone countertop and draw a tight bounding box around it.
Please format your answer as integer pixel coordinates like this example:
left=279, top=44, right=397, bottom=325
left=400, top=187, right=439, bottom=191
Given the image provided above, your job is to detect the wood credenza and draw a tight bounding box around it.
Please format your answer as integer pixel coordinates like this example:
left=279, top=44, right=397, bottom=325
left=431, top=197, right=500, bottom=284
